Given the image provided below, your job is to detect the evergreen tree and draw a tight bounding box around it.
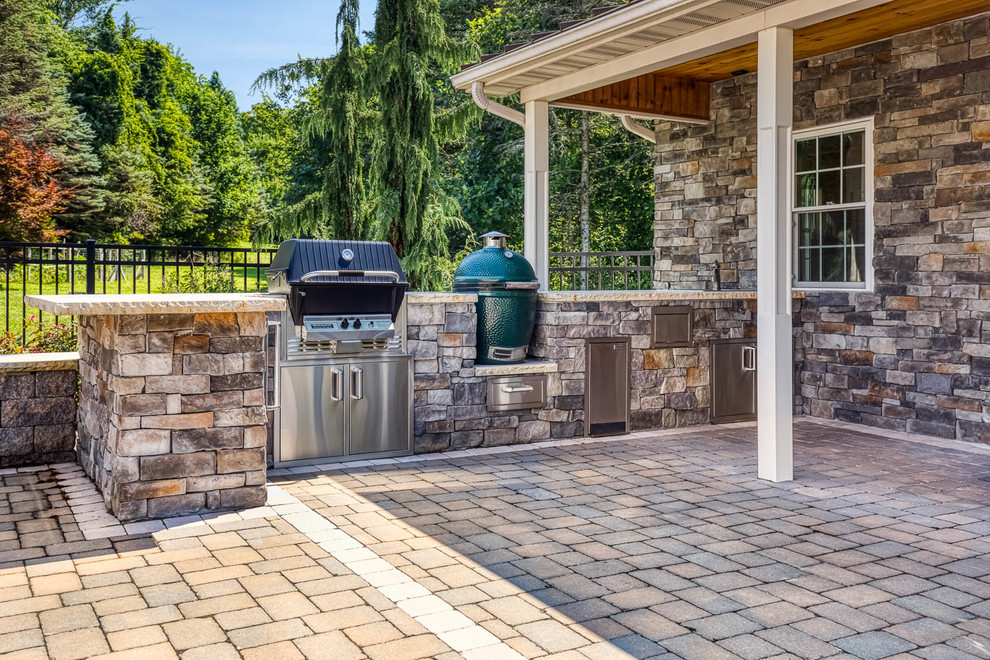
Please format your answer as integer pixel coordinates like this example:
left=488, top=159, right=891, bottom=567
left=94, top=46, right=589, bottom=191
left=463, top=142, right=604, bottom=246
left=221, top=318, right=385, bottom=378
left=369, top=0, right=475, bottom=288
left=254, top=0, right=369, bottom=241
left=0, top=0, right=103, bottom=234
left=45, top=0, right=130, bottom=28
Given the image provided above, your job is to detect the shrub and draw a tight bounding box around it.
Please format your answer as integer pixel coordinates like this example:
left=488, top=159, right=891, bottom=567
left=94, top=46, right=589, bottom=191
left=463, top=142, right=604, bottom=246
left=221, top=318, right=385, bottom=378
left=164, top=263, right=237, bottom=294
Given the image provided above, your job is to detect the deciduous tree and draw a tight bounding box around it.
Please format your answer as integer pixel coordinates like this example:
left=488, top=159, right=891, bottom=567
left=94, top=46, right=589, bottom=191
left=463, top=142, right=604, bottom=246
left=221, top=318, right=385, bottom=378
left=0, top=122, right=68, bottom=241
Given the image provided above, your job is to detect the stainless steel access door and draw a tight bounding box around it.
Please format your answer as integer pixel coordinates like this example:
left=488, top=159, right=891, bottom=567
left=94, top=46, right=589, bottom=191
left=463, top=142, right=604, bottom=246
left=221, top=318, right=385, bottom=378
left=348, top=357, right=411, bottom=455
left=279, top=364, right=346, bottom=462
left=586, top=338, right=630, bottom=436
left=711, top=339, right=757, bottom=423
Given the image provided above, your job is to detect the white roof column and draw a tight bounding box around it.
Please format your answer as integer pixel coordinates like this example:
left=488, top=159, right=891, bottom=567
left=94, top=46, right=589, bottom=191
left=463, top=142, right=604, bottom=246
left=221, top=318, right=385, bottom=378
left=524, top=100, right=550, bottom=290
left=756, top=26, right=795, bottom=482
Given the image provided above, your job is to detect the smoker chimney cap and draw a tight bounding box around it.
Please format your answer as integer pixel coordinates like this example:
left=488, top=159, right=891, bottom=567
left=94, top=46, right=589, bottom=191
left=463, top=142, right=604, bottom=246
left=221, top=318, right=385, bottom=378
left=480, top=231, right=509, bottom=248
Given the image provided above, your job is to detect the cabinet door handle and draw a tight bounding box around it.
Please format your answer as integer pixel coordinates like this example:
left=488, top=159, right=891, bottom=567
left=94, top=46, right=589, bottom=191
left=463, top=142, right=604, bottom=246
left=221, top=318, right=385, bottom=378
left=265, top=320, right=281, bottom=410
left=330, top=368, right=343, bottom=401
left=502, top=384, right=534, bottom=394
left=742, top=346, right=756, bottom=372
left=351, top=367, right=364, bottom=400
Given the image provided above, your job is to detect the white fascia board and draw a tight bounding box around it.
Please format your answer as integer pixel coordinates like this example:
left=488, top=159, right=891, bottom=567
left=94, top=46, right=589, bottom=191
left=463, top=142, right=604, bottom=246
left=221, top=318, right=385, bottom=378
left=449, top=0, right=707, bottom=91
left=516, top=0, right=889, bottom=103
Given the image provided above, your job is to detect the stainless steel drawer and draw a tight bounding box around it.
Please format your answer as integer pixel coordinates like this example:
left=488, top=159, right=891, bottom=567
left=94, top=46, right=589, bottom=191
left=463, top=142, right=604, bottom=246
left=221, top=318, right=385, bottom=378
left=487, top=375, right=547, bottom=411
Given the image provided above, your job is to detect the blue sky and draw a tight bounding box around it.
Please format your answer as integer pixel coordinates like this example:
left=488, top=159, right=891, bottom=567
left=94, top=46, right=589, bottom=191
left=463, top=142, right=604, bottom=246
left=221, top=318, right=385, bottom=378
left=123, top=0, right=378, bottom=109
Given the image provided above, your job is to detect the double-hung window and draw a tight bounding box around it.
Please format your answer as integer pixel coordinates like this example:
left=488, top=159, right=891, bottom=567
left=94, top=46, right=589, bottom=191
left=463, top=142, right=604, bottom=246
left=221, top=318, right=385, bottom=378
left=793, top=119, right=873, bottom=290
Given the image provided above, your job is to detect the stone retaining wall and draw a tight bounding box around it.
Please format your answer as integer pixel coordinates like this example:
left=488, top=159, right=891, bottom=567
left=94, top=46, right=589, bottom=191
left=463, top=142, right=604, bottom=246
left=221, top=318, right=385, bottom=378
left=77, top=312, right=268, bottom=520
left=0, top=354, right=78, bottom=468
left=652, top=13, right=990, bottom=442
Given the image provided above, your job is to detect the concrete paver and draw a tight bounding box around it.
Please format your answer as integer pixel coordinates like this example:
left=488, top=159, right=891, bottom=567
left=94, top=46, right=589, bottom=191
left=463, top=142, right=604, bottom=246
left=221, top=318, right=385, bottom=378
left=0, top=420, right=986, bottom=658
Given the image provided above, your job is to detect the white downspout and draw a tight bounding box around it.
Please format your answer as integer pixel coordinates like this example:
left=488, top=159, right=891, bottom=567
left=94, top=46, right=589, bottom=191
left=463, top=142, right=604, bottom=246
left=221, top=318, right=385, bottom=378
left=620, top=115, right=657, bottom=143
left=472, top=82, right=525, bottom=127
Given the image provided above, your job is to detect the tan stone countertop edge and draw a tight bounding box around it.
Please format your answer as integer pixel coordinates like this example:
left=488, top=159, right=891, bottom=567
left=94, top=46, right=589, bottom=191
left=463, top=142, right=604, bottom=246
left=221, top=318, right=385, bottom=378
left=537, top=290, right=807, bottom=302
left=472, top=360, right=559, bottom=376
left=406, top=292, right=478, bottom=303
left=0, top=351, right=80, bottom=372
left=25, top=293, right=288, bottom=316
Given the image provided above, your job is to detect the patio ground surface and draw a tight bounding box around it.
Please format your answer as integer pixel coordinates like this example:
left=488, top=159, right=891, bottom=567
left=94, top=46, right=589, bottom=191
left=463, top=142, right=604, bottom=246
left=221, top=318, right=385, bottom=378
left=1, top=419, right=989, bottom=660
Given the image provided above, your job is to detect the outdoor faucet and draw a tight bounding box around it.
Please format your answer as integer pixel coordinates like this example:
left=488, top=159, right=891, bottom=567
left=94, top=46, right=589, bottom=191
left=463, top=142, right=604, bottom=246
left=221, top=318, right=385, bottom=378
left=712, top=261, right=721, bottom=291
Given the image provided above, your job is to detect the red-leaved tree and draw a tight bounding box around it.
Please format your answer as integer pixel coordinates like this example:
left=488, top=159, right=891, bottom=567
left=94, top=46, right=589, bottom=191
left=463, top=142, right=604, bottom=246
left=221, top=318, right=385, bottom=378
left=0, top=120, right=69, bottom=242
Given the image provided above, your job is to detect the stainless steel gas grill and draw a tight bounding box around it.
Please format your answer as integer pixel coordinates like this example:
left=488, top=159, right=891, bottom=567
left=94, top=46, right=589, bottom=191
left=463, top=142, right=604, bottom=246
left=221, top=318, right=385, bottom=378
left=265, top=239, right=412, bottom=466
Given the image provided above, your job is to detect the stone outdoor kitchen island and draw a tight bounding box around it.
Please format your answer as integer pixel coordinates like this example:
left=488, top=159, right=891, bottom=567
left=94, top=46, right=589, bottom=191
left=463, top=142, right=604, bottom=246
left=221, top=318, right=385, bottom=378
left=27, top=293, right=285, bottom=521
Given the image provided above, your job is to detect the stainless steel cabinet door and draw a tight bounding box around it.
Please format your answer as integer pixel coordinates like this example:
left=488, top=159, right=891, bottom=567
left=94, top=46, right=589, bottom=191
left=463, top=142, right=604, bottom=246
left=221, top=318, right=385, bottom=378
left=348, top=357, right=411, bottom=455
left=586, top=339, right=630, bottom=436
left=711, top=340, right=757, bottom=423
left=279, top=365, right=346, bottom=461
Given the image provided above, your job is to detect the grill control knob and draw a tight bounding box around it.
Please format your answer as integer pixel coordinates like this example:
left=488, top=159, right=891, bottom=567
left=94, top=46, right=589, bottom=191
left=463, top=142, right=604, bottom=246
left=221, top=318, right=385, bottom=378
left=341, top=319, right=350, bottom=329
left=353, top=319, right=362, bottom=329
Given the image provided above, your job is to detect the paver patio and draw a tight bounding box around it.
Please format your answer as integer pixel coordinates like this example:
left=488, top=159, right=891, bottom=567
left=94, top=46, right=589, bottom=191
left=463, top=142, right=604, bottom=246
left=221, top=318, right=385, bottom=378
left=1, top=418, right=989, bottom=659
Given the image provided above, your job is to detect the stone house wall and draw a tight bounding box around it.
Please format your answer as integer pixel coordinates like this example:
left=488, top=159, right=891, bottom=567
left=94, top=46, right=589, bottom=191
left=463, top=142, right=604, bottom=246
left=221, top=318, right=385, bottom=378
left=652, top=13, right=990, bottom=442
left=77, top=312, right=268, bottom=520
left=0, top=355, right=78, bottom=468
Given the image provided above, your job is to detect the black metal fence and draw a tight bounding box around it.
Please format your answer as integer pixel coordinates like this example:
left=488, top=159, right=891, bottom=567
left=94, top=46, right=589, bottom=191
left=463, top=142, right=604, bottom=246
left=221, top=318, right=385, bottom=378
left=1, top=240, right=656, bottom=349
left=549, top=250, right=654, bottom=291
left=1, top=240, right=277, bottom=346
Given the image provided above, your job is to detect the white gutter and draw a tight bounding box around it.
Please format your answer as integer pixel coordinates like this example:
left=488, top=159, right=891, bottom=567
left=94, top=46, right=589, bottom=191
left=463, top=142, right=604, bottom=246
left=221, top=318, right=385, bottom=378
left=471, top=82, right=525, bottom=127
left=620, top=116, right=657, bottom=143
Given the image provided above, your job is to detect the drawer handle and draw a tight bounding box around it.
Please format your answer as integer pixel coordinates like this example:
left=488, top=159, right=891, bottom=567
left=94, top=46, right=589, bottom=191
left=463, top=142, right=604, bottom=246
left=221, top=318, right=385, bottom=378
left=502, top=384, right=534, bottom=394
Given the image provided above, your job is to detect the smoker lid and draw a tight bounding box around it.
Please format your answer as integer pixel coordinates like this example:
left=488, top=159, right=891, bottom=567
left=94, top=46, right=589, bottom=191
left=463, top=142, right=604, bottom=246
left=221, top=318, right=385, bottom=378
left=268, top=239, right=408, bottom=285
left=452, top=235, right=539, bottom=291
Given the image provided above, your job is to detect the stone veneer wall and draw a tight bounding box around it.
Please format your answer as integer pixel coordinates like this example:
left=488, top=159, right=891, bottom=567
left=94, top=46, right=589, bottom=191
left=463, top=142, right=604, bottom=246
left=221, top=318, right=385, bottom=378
left=529, top=298, right=803, bottom=434
left=0, top=355, right=78, bottom=468
left=408, top=299, right=552, bottom=452
left=652, top=13, right=990, bottom=442
left=407, top=296, right=790, bottom=452
left=77, top=312, right=268, bottom=520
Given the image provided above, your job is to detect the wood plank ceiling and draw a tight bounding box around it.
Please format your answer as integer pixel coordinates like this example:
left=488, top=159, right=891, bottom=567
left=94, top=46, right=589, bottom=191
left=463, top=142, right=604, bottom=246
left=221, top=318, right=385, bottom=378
left=554, top=74, right=710, bottom=121
left=548, top=0, right=987, bottom=119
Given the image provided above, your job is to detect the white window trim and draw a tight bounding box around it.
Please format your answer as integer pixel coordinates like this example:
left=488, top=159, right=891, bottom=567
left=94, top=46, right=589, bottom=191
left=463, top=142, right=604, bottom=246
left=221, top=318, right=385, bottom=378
left=791, top=117, right=875, bottom=292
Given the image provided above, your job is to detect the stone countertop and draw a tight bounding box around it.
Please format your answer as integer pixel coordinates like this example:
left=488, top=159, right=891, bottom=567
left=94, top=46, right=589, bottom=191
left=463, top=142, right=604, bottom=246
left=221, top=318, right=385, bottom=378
left=0, top=352, right=80, bottom=372
left=25, top=293, right=288, bottom=316
left=406, top=292, right=478, bottom=303
left=473, top=360, right=559, bottom=376
left=538, top=289, right=807, bottom=302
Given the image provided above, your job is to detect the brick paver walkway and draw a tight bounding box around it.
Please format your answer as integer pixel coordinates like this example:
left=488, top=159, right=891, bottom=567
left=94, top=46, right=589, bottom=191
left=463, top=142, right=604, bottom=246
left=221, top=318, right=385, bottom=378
left=1, top=419, right=989, bottom=659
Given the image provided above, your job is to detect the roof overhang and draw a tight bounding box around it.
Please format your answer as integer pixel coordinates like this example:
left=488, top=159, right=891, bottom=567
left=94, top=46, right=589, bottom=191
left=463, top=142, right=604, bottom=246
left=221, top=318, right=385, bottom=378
left=451, top=0, right=985, bottom=107
left=450, top=0, right=886, bottom=100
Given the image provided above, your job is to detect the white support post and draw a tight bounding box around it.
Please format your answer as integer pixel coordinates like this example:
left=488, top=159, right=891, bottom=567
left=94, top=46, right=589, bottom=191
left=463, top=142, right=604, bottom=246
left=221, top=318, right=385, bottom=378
left=756, top=26, right=794, bottom=483
left=524, top=100, right=550, bottom=289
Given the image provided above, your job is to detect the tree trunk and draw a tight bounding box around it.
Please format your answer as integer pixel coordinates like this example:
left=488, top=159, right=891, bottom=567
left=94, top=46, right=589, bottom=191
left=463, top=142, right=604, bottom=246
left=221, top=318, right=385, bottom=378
left=579, top=111, right=591, bottom=290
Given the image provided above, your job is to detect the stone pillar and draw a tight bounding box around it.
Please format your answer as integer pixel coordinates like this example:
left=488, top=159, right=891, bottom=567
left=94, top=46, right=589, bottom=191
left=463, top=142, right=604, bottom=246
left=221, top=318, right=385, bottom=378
left=76, top=312, right=268, bottom=520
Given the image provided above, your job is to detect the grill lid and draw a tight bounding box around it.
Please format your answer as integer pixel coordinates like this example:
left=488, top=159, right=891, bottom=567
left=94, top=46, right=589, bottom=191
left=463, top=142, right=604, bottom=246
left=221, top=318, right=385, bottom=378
left=267, top=239, right=408, bottom=324
left=267, top=239, right=407, bottom=286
